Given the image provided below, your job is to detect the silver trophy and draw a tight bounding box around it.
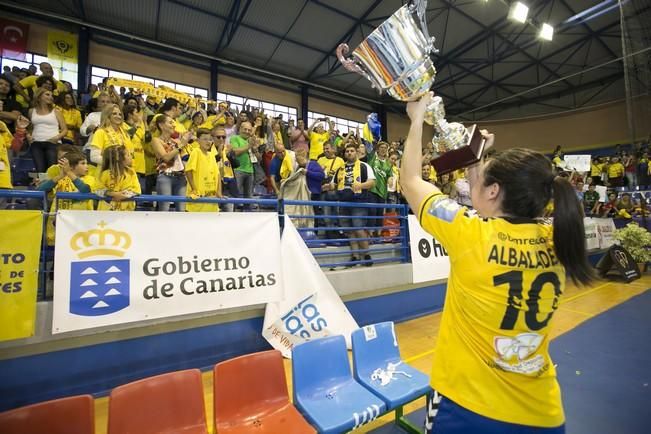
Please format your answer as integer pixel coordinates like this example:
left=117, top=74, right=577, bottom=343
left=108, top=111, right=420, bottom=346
left=336, top=0, right=485, bottom=175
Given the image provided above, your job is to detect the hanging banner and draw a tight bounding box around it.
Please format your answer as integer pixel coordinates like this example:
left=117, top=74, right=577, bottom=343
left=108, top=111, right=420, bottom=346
left=53, top=211, right=283, bottom=334
left=583, top=217, right=600, bottom=251
left=563, top=155, right=591, bottom=172
left=0, top=19, right=29, bottom=60
left=47, top=30, right=77, bottom=63
left=595, top=218, right=617, bottom=249
left=0, top=210, right=42, bottom=341
left=408, top=215, right=451, bottom=283
left=262, top=216, right=359, bottom=358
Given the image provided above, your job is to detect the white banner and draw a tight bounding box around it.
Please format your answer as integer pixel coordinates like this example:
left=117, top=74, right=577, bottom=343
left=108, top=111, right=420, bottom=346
left=595, top=217, right=617, bottom=249
left=53, top=211, right=283, bottom=334
left=563, top=154, right=591, bottom=172
left=262, top=216, right=359, bottom=358
left=583, top=217, right=600, bottom=251
left=595, top=185, right=609, bottom=203
left=408, top=215, right=451, bottom=283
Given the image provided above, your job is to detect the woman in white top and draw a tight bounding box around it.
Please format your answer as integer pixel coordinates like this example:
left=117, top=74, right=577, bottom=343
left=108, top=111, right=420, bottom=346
left=151, top=114, right=192, bottom=211
left=28, top=88, right=67, bottom=173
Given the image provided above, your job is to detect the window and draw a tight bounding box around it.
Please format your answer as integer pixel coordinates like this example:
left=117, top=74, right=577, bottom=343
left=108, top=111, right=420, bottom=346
left=308, top=111, right=364, bottom=135
left=0, top=51, right=78, bottom=88
left=90, top=66, right=208, bottom=98
left=217, top=91, right=297, bottom=120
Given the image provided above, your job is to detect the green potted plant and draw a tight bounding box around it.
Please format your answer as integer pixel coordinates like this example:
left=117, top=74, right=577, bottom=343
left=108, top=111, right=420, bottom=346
left=613, top=222, right=651, bottom=271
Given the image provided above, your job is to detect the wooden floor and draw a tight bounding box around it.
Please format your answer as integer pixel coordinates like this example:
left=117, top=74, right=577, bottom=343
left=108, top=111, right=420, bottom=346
left=93, top=275, right=651, bottom=434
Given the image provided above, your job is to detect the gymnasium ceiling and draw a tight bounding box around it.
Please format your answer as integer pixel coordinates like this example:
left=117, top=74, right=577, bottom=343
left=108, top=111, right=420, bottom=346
left=3, top=0, right=650, bottom=121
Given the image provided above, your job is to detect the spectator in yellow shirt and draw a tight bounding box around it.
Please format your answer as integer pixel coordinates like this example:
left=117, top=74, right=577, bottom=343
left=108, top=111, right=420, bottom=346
left=56, top=92, right=82, bottom=146
left=185, top=129, right=221, bottom=212
left=308, top=119, right=330, bottom=161
left=97, top=145, right=141, bottom=211
left=606, top=156, right=625, bottom=187
left=90, top=104, right=134, bottom=169
left=14, top=62, right=67, bottom=108
left=0, top=119, right=15, bottom=190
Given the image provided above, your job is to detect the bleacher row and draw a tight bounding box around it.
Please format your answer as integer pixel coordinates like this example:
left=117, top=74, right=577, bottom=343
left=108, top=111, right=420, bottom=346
left=0, top=322, right=431, bottom=434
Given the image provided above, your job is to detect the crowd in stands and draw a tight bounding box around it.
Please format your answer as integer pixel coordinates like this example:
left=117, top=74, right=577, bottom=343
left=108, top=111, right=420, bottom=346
left=2, top=62, right=650, bottom=260
left=549, top=144, right=651, bottom=220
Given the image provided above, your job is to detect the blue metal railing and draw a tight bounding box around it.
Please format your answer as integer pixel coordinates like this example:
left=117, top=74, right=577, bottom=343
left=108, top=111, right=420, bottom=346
left=1, top=189, right=412, bottom=300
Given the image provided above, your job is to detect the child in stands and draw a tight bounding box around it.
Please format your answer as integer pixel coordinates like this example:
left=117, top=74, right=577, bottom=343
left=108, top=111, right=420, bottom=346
left=97, top=145, right=140, bottom=211
left=37, top=151, right=96, bottom=244
left=185, top=128, right=221, bottom=212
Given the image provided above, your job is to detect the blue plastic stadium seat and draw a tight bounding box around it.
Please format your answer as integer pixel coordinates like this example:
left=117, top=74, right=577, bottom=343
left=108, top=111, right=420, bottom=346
left=292, top=335, right=386, bottom=434
left=352, top=322, right=431, bottom=411
left=11, top=158, right=36, bottom=186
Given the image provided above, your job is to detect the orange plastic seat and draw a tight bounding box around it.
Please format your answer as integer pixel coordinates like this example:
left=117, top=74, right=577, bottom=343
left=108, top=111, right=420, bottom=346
left=108, top=369, right=207, bottom=434
left=0, top=394, right=94, bottom=434
left=214, top=350, right=316, bottom=434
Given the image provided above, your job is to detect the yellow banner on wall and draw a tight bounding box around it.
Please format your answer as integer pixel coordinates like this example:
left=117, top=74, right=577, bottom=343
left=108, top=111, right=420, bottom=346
left=0, top=210, right=43, bottom=341
left=47, top=30, right=78, bottom=63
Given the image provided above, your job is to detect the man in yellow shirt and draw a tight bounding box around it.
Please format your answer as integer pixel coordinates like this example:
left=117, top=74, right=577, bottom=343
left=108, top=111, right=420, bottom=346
left=318, top=141, right=345, bottom=237
left=14, top=62, right=67, bottom=108
left=606, top=155, right=625, bottom=187
left=185, top=129, right=221, bottom=212
left=308, top=119, right=331, bottom=161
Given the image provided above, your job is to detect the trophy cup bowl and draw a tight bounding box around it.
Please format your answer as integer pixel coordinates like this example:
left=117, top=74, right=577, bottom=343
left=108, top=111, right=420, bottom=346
left=336, top=0, right=485, bottom=175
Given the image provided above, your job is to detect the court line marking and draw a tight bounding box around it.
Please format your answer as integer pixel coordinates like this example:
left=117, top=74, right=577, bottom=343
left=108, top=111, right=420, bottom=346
left=558, top=307, right=591, bottom=316
left=403, top=282, right=612, bottom=364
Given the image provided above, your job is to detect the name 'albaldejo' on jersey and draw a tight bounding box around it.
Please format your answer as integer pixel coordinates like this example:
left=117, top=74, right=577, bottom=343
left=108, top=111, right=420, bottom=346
left=487, top=244, right=559, bottom=269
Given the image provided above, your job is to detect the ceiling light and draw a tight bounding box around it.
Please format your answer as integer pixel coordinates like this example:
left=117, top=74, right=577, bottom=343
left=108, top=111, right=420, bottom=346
left=539, top=23, right=554, bottom=41
left=509, top=2, right=529, bottom=23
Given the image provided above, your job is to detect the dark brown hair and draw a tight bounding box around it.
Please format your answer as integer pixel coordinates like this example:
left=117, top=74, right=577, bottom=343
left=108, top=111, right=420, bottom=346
left=483, top=148, right=594, bottom=285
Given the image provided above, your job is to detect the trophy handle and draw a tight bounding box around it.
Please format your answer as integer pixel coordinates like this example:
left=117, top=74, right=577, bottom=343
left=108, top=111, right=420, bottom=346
left=409, top=0, right=439, bottom=54
left=336, top=43, right=383, bottom=93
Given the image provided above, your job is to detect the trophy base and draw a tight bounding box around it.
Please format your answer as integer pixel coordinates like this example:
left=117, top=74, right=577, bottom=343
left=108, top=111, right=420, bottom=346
left=430, top=124, right=486, bottom=176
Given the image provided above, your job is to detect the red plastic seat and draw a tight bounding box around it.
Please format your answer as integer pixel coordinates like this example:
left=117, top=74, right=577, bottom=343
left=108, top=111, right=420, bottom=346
left=108, top=369, right=207, bottom=434
left=0, top=394, right=94, bottom=434
left=214, top=350, right=316, bottom=434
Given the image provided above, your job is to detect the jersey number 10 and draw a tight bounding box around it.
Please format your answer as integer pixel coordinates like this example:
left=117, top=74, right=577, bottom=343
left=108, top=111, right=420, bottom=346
left=493, top=271, right=562, bottom=331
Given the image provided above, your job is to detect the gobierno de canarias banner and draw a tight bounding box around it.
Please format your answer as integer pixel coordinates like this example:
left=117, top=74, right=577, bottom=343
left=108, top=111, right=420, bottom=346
left=53, top=211, right=283, bottom=334
left=0, top=210, right=43, bottom=341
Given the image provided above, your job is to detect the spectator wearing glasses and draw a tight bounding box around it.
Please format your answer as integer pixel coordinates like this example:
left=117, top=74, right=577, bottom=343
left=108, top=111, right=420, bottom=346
left=212, top=125, right=238, bottom=212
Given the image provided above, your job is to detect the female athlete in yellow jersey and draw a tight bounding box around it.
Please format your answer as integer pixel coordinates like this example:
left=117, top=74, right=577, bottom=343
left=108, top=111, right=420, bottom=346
left=400, top=92, right=594, bottom=434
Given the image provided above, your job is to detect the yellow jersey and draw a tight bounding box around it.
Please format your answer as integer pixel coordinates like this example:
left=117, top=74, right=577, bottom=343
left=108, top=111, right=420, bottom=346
left=317, top=155, right=345, bottom=182
left=418, top=192, right=565, bottom=428
left=46, top=175, right=97, bottom=245
left=0, top=124, right=13, bottom=189
left=308, top=131, right=329, bottom=160
left=123, top=122, right=146, bottom=175
left=607, top=162, right=624, bottom=179
left=91, top=126, right=134, bottom=156
left=185, top=147, right=221, bottom=213
left=97, top=169, right=140, bottom=211
left=57, top=107, right=82, bottom=141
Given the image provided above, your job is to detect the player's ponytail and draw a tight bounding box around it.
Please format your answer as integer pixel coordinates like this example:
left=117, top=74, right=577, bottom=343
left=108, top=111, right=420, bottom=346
left=552, top=176, right=595, bottom=285
left=483, top=148, right=595, bottom=285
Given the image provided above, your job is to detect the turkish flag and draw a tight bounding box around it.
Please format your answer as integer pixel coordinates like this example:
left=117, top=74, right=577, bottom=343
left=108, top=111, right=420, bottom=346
left=0, top=19, right=29, bottom=60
